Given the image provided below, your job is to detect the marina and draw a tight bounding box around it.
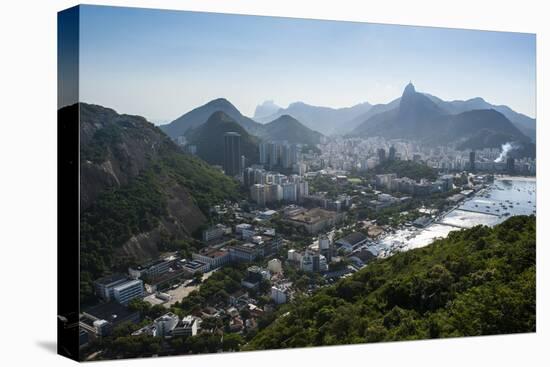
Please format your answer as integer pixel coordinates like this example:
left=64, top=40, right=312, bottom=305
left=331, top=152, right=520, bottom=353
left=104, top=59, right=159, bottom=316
left=371, top=176, right=536, bottom=257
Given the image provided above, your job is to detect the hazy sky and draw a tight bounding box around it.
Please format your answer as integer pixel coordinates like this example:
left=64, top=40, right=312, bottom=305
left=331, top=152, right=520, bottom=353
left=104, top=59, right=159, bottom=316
left=77, top=5, right=536, bottom=124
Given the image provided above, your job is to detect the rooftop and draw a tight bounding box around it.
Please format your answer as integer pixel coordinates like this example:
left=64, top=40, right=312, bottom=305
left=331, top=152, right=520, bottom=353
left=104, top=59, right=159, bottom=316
left=183, top=260, right=208, bottom=270
left=131, top=258, right=173, bottom=271
left=113, top=279, right=143, bottom=291
left=197, top=245, right=230, bottom=257
left=351, top=248, right=376, bottom=262
left=94, top=273, right=127, bottom=286
left=83, top=302, right=138, bottom=324
left=337, top=232, right=368, bottom=246
left=147, top=267, right=186, bottom=285
left=154, top=312, right=178, bottom=323
left=175, top=316, right=196, bottom=329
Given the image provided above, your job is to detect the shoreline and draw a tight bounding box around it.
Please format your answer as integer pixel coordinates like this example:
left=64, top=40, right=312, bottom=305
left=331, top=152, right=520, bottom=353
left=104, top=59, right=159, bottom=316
left=372, top=176, right=535, bottom=257
left=494, top=175, right=536, bottom=182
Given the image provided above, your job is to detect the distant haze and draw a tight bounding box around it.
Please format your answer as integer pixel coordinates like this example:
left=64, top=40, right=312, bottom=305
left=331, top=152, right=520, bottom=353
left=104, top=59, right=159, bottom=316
left=75, top=5, right=536, bottom=124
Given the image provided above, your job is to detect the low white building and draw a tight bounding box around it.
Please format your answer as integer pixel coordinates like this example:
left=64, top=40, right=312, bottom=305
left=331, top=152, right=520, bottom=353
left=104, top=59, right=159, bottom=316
left=192, top=248, right=231, bottom=270
left=153, top=312, right=179, bottom=337
left=171, top=316, right=199, bottom=337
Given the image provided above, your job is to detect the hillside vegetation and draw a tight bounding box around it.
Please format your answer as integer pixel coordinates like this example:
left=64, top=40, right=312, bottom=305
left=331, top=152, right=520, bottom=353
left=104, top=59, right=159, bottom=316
left=185, top=111, right=260, bottom=166
left=70, top=103, right=241, bottom=303
left=247, top=215, right=535, bottom=349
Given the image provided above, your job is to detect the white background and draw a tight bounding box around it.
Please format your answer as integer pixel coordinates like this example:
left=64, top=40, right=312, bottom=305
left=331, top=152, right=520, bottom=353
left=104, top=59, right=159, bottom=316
left=0, top=0, right=548, bottom=365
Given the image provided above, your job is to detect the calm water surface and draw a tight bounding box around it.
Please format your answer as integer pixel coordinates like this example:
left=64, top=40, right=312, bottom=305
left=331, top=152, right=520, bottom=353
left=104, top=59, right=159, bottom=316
left=371, top=177, right=536, bottom=257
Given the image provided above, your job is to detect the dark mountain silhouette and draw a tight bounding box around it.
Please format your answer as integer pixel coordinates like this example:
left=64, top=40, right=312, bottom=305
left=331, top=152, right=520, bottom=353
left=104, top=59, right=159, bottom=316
left=163, top=98, right=324, bottom=147
left=343, top=98, right=401, bottom=133
left=352, top=83, right=534, bottom=156
left=259, top=114, right=323, bottom=145
left=424, top=94, right=536, bottom=142
left=353, top=83, right=446, bottom=139
left=341, top=89, right=535, bottom=140
left=255, top=100, right=372, bottom=135
left=161, top=98, right=264, bottom=138
left=185, top=111, right=260, bottom=166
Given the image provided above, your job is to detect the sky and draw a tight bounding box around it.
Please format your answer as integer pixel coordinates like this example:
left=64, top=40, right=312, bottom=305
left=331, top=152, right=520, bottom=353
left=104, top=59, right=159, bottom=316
left=74, top=5, right=536, bottom=124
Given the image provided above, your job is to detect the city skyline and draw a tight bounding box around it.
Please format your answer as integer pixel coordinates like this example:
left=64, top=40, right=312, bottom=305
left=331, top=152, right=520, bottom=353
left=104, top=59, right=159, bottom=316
left=75, top=5, right=536, bottom=124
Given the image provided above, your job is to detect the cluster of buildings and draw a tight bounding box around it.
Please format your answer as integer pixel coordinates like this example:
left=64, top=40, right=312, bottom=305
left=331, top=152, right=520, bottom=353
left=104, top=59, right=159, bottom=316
left=79, top=301, right=142, bottom=349
left=94, top=274, right=145, bottom=305
left=375, top=173, right=454, bottom=196
left=312, top=136, right=535, bottom=176
left=259, top=141, right=303, bottom=170
left=366, top=192, right=410, bottom=211
left=285, top=230, right=377, bottom=282
left=175, top=224, right=284, bottom=274
left=245, top=166, right=310, bottom=206
left=94, top=255, right=216, bottom=306
left=468, top=151, right=535, bottom=174
left=287, top=234, right=333, bottom=274
left=283, top=206, right=346, bottom=234
left=132, top=313, right=200, bottom=338
left=82, top=195, right=388, bottom=354
left=313, top=137, right=400, bottom=172
left=303, top=191, right=352, bottom=212
left=88, top=220, right=284, bottom=308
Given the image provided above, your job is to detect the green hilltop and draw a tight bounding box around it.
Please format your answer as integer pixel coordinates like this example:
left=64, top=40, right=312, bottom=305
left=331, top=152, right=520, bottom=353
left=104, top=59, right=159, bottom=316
left=247, top=215, right=535, bottom=349
left=185, top=111, right=260, bottom=166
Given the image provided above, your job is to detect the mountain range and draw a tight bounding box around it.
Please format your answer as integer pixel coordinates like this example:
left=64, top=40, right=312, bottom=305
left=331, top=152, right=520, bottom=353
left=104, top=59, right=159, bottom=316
left=161, top=98, right=324, bottom=147
left=253, top=100, right=373, bottom=135
left=351, top=83, right=535, bottom=155
left=424, top=94, right=536, bottom=142
left=254, top=90, right=535, bottom=142
left=159, top=84, right=535, bottom=157
left=260, top=114, right=323, bottom=146
left=182, top=111, right=323, bottom=167
left=161, top=98, right=265, bottom=138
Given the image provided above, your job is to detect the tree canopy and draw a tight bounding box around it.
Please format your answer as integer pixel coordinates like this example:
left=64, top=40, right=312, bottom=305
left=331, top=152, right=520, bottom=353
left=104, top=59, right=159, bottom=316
left=247, top=215, right=535, bottom=349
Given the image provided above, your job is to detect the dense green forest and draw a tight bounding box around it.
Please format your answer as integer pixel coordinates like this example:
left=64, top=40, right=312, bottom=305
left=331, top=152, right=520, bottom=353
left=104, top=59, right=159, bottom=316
left=247, top=215, right=535, bottom=349
left=374, top=159, right=438, bottom=181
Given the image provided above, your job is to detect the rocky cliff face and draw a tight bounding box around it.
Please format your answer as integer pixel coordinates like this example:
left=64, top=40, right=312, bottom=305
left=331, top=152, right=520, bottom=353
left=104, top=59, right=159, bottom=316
left=78, top=103, right=170, bottom=211
left=63, top=103, right=239, bottom=297
left=111, top=174, right=207, bottom=266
